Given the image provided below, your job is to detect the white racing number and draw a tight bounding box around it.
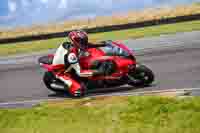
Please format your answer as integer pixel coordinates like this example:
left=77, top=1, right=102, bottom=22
left=68, top=53, right=78, bottom=64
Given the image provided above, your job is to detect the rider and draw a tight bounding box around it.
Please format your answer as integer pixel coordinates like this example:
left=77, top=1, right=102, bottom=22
left=52, top=30, right=101, bottom=97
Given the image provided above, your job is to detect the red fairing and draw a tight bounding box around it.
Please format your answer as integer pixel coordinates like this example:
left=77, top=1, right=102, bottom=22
left=42, top=64, right=65, bottom=72
left=87, top=48, right=105, bottom=57
left=42, top=64, right=54, bottom=71
left=79, top=48, right=106, bottom=69
left=114, top=57, right=136, bottom=73
left=80, top=42, right=136, bottom=71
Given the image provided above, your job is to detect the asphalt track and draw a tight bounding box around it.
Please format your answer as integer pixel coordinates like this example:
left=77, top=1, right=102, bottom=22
left=0, top=31, right=200, bottom=103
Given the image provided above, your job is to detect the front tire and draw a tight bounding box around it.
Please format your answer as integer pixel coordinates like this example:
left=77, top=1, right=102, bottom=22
left=128, top=65, right=154, bottom=87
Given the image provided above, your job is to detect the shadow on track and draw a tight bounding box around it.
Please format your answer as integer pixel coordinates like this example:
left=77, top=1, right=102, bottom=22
left=48, top=84, right=156, bottom=98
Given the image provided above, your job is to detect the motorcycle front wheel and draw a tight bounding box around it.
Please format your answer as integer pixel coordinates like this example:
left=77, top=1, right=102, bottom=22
left=127, top=64, right=154, bottom=87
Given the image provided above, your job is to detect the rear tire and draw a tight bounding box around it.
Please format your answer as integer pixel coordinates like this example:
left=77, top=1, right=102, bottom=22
left=43, top=72, right=65, bottom=93
left=128, top=65, right=154, bottom=87
left=38, top=56, right=53, bottom=65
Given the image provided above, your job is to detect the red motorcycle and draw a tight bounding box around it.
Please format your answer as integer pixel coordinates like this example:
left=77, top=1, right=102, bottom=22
left=38, top=40, right=154, bottom=96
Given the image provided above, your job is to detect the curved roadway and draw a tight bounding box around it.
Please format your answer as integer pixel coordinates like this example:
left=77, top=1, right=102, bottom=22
left=0, top=31, right=200, bottom=102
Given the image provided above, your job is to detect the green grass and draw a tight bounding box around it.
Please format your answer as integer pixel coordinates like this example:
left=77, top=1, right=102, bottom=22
left=1, top=96, right=200, bottom=133
left=1, top=19, right=200, bottom=56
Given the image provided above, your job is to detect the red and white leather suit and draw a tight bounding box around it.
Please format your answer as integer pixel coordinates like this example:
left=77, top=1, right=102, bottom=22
left=52, top=43, right=93, bottom=96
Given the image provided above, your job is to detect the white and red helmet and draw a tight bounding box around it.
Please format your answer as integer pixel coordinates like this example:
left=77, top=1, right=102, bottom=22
left=68, top=30, right=88, bottom=50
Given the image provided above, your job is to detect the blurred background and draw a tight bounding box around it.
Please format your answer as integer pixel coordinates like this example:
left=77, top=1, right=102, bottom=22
left=1, top=0, right=200, bottom=28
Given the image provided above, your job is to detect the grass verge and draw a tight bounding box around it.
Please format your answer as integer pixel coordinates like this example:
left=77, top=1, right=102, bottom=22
left=1, top=96, right=200, bottom=133
left=1, top=19, right=200, bottom=56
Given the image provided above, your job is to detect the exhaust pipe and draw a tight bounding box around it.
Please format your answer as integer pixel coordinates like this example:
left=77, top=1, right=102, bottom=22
left=50, top=83, right=65, bottom=90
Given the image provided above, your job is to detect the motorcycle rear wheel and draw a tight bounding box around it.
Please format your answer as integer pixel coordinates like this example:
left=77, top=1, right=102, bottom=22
left=43, top=71, right=66, bottom=93
left=43, top=72, right=86, bottom=97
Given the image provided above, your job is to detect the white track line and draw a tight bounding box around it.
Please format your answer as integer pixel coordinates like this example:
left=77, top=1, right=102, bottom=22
left=0, top=88, right=199, bottom=108
left=0, top=98, right=64, bottom=107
